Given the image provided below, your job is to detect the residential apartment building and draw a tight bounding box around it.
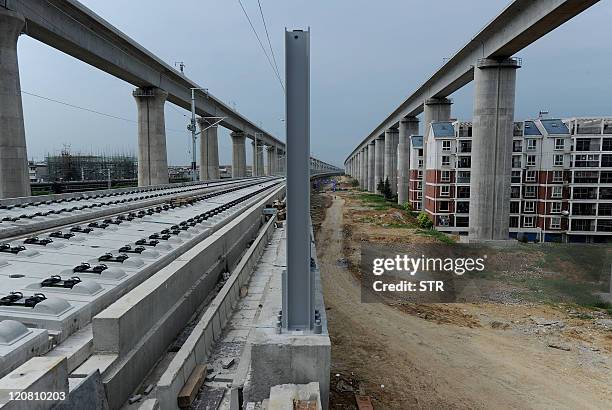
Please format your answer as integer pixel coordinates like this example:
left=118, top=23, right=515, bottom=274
left=410, top=117, right=612, bottom=243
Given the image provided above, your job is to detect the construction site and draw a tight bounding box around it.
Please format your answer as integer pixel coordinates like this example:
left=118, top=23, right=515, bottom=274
left=45, top=148, right=137, bottom=183
left=312, top=176, right=612, bottom=409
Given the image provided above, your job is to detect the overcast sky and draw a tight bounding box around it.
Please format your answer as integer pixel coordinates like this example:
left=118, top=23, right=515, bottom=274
left=17, top=0, right=612, bottom=167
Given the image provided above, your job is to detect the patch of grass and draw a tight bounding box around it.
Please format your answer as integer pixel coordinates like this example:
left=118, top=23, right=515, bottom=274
left=415, top=229, right=455, bottom=245
left=380, top=222, right=417, bottom=229
left=536, top=245, right=608, bottom=280
left=358, top=193, right=403, bottom=211
left=513, top=276, right=608, bottom=309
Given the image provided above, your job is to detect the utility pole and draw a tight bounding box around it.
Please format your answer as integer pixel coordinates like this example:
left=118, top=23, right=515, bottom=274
left=187, top=88, right=207, bottom=182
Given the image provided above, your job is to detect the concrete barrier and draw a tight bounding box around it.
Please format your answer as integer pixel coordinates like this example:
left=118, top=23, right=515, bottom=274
left=92, top=185, right=285, bottom=409
left=155, top=209, right=279, bottom=409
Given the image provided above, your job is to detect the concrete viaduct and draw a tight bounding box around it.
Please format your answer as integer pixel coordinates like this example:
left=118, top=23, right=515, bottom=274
left=0, top=0, right=339, bottom=199
left=344, top=0, right=599, bottom=241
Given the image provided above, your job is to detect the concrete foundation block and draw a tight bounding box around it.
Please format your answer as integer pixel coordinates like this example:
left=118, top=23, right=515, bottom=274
left=0, top=356, right=68, bottom=410
left=55, top=370, right=109, bottom=410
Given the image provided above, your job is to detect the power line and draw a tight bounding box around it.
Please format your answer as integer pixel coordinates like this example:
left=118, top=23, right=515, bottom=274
left=257, top=0, right=281, bottom=83
left=20, top=90, right=186, bottom=134
left=237, top=0, right=285, bottom=93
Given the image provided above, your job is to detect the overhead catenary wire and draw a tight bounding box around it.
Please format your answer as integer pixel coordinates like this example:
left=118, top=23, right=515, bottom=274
left=257, top=0, right=281, bottom=83
left=20, top=90, right=187, bottom=134
left=237, top=0, right=285, bottom=93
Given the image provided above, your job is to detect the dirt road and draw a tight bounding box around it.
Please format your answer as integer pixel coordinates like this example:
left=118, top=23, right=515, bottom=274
left=317, top=195, right=612, bottom=409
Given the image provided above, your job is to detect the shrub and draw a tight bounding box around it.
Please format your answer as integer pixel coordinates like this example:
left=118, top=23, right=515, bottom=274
left=381, top=177, right=393, bottom=200
left=402, top=202, right=413, bottom=212
left=376, top=179, right=384, bottom=194
left=417, top=212, right=433, bottom=229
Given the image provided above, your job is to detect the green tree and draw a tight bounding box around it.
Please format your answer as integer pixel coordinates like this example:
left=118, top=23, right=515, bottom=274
left=381, top=177, right=393, bottom=200
left=376, top=178, right=385, bottom=195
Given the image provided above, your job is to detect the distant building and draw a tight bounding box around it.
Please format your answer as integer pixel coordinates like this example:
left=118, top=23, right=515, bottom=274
left=413, top=117, right=612, bottom=243
left=28, top=161, right=48, bottom=182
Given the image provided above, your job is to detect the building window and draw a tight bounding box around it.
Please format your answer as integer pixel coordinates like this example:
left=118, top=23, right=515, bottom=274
left=510, top=201, right=520, bottom=214
left=511, top=186, right=521, bottom=199
left=512, top=156, right=522, bottom=168
left=457, top=186, right=470, bottom=199
left=442, top=156, right=451, bottom=166
left=554, top=154, right=564, bottom=166
left=551, top=202, right=562, bottom=214
left=523, top=216, right=535, bottom=228
left=438, top=215, right=450, bottom=227
left=574, top=154, right=599, bottom=167
left=524, top=186, right=536, bottom=198
left=457, top=157, right=471, bottom=168
left=414, top=201, right=422, bottom=210
left=418, top=159, right=423, bottom=168
left=456, top=201, right=469, bottom=214
left=457, top=171, right=470, bottom=183
left=440, top=185, right=450, bottom=197
left=552, top=171, right=564, bottom=183
left=527, top=139, right=537, bottom=151
left=526, top=155, right=536, bottom=166
left=509, top=216, right=519, bottom=228
left=550, top=217, right=561, bottom=230
left=511, top=170, right=521, bottom=183
left=439, top=201, right=450, bottom=212
left=417, top=170, right=423, bottom=179
left=417, top=181, right=423, bottom=190
left=513, top=140, right=523, bottom=153
left=459, top=141, right=472, bottom=153
left=416, top=191, right=422, bottom=200
left=442, top=140, right=451, bottom=152
left=441, top=170, right=451, bottom=182
left=551, top=186, right=563, bottom=198
left=524, top=201, right=535, bottom=213
left=555, top=138, right=564, bottom=150
left=525, top=170, right=536, bottom=182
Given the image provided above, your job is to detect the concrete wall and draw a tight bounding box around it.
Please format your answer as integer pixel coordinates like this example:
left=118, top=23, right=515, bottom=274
left=91, top=186, right=285, bottom=409
left=155, top=211, right=279, bottom=409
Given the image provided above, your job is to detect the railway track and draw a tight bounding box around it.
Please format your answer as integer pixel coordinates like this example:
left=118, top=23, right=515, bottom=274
left=0, top=177, right=283, bottom=378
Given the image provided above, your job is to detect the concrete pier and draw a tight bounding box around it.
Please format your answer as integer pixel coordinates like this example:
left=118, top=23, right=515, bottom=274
left=469, top=58, right=520, bottom=241
left=133, top=87, right=169, bottom=186
left=384, top=128, right=399, bottom=195
left=398, top=117, right=419, bottom=205
left=355, top=151, right=361, bottom=185
left=252, top=141, right=265, bottom=176
left=266, top=146, right=276, bottom=175
left=361, top=147, right=368, bottom=190
left=231, top=131, right=247, bottom=178
left=197, top=119, right=220, bottom=180
left=368, top=141, right=375, bottom=192
left=277, top=149, right=285, bottom=175
left=374, top=136, right=385, bottom=193
left=0, top=10, right=30, bottom=199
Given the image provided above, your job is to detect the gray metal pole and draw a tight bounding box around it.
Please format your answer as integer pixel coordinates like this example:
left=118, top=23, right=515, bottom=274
left=283, top=28, right=312, bottom=331
left=190, top=89, right=197, bottom=182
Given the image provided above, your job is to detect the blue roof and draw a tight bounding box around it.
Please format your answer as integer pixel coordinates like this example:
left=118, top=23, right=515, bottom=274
left=540, top=119, right=569, bottom=135
left=411, top=136, right=423, bottom=148
left=523, top=121, right=542, bottom=136
left=431, top=122, right=455, bottom=138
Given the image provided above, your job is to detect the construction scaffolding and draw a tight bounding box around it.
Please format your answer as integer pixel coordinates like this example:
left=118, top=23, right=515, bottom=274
left=46, top=146, right=137, bottom=182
